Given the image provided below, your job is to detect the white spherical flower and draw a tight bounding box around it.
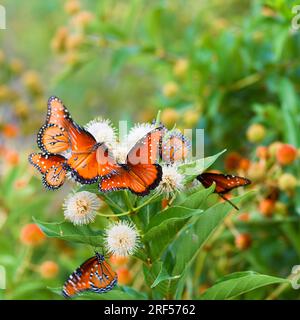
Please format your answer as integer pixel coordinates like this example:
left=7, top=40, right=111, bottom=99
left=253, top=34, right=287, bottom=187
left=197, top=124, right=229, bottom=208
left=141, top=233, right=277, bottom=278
left=158, top=164, right=184, bottom=198
left=104, top=220, right=140, bottom=257
left=63, top=191, right=101, bottom=225
left=127, top=123, right=155, bottom=148
left=85, top=118, right=117, bottom=147
left=112, top=141, right=129, bottom=164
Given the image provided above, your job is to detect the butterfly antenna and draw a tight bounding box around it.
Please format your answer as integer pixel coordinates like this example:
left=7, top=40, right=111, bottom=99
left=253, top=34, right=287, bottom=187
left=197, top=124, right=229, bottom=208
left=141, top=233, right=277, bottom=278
left=219, top=194, right=239, bottom=211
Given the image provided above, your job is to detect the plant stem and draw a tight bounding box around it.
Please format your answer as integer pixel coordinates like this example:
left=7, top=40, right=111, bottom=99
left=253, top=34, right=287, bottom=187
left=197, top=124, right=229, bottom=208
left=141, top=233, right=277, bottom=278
left=133, top=193, right=160, bottom=213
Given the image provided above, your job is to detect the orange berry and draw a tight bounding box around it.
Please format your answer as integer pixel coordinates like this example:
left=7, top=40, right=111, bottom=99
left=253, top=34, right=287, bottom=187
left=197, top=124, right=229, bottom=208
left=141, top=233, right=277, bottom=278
left=276, top=144, right=297, bottom=166
left=2, top=123, right=19, bottom=138
left=66, top=34, right=84, bottom=50
left=259, top=199, right=275, bottom=218
left=238, top=158, right=251, bottom=171
left=4, top=149, right=19, bottom=166
left=235, top=233, right=252, bottom=250
left=246, top=124, right=266, bottom=143
left=20, top=223, right=45, bottom=246
left=109, top=255, right=129, bottom=267
left=162, top=82, right=179, bottom=98
left=39, top=261, right=59, bottom=279
left=224, top=152, right=242, bottom=171
left=238, top=212, right=250, bottom=222
left=72, top=11, right=94, bottom=28
left=64, top=0, right=81, bottom=15
left=256, top=146, right=269, bottom=159
left=116, top=267, right=132, bottom=285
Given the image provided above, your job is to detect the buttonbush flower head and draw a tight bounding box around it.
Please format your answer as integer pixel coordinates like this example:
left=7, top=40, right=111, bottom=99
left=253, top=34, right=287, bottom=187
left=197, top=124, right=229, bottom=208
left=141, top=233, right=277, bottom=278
left=104, top=220, right=140, bottom=257
left=63, top=191, right=101, bottom=225
left=85, top=118, right=117, bottom=147
left=112, top=141, right=129, bottom=164
left=158, top=164, right=184, bottom=198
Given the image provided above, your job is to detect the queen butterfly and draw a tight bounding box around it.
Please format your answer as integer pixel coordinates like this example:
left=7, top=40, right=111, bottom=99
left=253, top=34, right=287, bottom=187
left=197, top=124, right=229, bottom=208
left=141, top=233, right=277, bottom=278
left=99, top=127, right=163, bottom=196
left=197, top=172, right=251, bottom=210
left=28, top=153, right=67, bottom=190
left=36, top=96, right=163, bottom=195
left=62, top=252, right=117, bottom=298
left=160, top=129, right=191, bottom=164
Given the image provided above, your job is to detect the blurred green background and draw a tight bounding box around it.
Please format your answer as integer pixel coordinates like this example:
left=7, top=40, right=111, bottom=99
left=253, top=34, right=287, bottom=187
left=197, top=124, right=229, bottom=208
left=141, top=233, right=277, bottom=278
left=0, top=0, right=300, bottom=299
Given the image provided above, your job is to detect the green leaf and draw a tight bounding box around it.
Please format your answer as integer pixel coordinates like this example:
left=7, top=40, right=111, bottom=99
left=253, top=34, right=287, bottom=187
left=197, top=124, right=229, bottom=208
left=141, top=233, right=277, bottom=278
left=151, top=261, right=181, bottom=288
left=178, top=184, right=215, bottom=209
left=143, top=206, right=203, bottom=260
left=168, top=191, right=255, bottom=277
left=145, top=206, right=203, bottom=234
left=199, top=271, right=288, bottom=300
left=49, top=286, right=148, bottom=300
left=33, top=218, right=103, bottom=246
left=178, top=150, right=227, bottom=183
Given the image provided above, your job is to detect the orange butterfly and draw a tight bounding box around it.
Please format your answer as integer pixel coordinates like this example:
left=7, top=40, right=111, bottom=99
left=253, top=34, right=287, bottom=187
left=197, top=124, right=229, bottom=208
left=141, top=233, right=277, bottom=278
left=99, top=128, right=163, bottom=196
left=197, top=172, right=251, bottom=210
left=36, top=96, right=163, bottom=195
left=161, top=129, right=191, bottom=163
left=28, top=153, right=67, bottom=190
left=62, top=252, right=117, bottom=298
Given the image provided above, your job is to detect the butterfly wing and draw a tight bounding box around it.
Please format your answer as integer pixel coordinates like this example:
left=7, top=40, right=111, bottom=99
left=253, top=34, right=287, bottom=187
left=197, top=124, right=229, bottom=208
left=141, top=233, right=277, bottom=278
left=62, top=254, right=117, bottom=298
left=197, top=172, right=251, bottom=194
left=28, top=153, right=67, bottom=190
left=37, top=124, right=70, bottom=153
left=99, top=163, right=162, bottom=196
left=89, top=258, right=118, bottom=294
left=99, top=127, right=164, bottom=196
left=161, top=130, right=191, bottom=163
left=62, top=256, right=97, bottom=298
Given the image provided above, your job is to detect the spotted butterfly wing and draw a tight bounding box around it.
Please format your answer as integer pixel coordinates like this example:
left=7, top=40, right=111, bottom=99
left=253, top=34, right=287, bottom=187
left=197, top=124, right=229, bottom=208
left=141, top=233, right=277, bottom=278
left=161, top=129, right=191, bottom=163
left=99, top=127, right=164, bottom=196
left=28, top=153, right=67, bottom=190
left=38, top=96, right=117, bottom=183
left=62, top=253, right=117, bottom=298
left=197, top=172, right=251, bottom=210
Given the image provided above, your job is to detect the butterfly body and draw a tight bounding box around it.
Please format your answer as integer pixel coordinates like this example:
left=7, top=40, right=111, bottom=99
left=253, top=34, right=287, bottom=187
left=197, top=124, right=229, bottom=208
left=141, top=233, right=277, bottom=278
left=62, top=253, right=117, bottom=298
